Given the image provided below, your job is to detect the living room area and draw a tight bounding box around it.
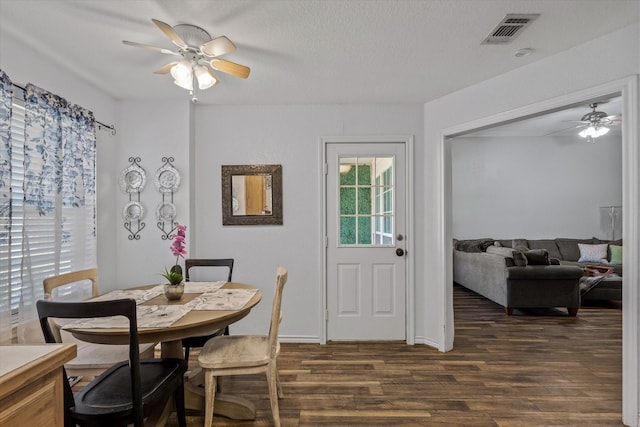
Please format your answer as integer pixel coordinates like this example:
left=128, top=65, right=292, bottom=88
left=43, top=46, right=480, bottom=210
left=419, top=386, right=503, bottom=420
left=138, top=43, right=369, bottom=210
left=450, top=94, right=623, bottom=315
left=447, top=93, right=625, bottom=422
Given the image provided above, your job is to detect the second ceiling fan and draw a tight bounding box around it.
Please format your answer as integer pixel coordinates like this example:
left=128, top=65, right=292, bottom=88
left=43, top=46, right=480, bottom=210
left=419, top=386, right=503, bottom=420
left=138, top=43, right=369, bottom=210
left=123, top=19, right=250, bottom=102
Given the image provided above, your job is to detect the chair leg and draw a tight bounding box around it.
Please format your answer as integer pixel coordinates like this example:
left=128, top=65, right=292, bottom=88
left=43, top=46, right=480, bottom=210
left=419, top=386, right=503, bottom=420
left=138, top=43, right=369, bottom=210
left=184, top=345, right=191, bottom=362
left=203, top=370, right=217, bottom=427
left=266, top=363, right=281, bottom=427
left=174, top=377, right=187, bottom=427
left=275, top=360, right=283, bottom=399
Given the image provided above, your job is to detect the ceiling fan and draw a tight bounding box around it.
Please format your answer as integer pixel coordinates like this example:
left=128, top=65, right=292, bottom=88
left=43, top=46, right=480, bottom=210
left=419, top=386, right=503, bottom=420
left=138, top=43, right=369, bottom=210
left=123, top=19, right=250, bottom=102
left=572, top=102, right=622, bottom=143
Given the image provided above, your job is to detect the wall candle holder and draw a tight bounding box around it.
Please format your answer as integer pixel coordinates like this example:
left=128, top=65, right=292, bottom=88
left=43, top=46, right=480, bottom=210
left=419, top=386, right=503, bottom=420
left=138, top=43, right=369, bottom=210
left=120, top=157, right=146, bottom=240
left=155, top=157, right=181, bottom=239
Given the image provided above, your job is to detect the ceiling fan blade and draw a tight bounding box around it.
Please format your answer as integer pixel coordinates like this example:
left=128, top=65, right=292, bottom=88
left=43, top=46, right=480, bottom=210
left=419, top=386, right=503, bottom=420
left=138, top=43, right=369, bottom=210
left=210, top=59, right=250, bottom=79
left=201, top=36, right=236, bottom=57
left=154, top=62, right=178, bottom=74
left=152, top=18, right=188, bottom=49
left=122, top=40, right=180, bottom=56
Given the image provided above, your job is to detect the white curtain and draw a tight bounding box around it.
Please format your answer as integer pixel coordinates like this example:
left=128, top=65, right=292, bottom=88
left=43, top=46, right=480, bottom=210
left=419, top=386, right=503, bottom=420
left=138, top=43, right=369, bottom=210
left=0, top=72, right=97, bottom=343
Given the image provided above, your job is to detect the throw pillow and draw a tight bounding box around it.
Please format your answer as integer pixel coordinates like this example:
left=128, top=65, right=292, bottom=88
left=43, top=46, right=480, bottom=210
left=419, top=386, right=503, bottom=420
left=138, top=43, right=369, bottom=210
left=512, top=251, right=527, bottom=267
left=524, top=249, right=550, bottom=265
left=609, top=244, right=623, bottom=265
left=486, top=246, right=515, bottom=258
left=577, top=243, right=608, bottom=263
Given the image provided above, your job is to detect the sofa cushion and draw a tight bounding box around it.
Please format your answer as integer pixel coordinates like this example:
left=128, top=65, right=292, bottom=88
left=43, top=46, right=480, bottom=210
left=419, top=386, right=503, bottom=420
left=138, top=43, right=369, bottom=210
left=527, top=240, right=561, bottom=259
left=593, top=237, right=623, bottom=246
left=495, top=239, right=513, bottom=248
left=454, top=238, right=494, bottom=252
left=512, top=239, right=528, bottom=251
left=505, top=265, right=583, bottom=280
left=523, top=249, right=550, bottom=265
left=578, top=243, right=608, bottom=263
left=555, top=238, right=595, bottom=261
left=609, top=244, right=623, bottom=265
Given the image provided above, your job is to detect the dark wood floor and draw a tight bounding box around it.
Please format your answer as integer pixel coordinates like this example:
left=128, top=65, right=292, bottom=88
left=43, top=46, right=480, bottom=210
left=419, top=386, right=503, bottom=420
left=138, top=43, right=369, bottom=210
left=167, top=284, right=623, bottom=426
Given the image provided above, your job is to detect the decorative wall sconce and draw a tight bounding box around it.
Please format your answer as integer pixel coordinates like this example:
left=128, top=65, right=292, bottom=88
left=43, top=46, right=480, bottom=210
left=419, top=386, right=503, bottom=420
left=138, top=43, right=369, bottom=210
left=120, top=157, right=146, bottom=240
left=155, top=157, right=181, bottom=239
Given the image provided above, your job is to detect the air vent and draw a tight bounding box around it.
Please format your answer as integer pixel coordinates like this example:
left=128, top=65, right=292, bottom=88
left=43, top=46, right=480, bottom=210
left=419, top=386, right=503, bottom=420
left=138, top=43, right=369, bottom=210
left=482, top=14, right=539, bottom=44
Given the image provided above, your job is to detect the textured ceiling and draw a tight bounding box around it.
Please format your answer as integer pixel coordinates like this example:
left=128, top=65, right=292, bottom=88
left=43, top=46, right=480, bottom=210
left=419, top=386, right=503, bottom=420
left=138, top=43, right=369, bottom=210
left=1, top=0, right=638, bottom=107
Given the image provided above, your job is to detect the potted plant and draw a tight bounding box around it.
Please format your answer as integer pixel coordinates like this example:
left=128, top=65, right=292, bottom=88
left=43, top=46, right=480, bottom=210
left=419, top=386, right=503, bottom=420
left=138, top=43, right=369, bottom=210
left=161, top=223, right=187, bottom=300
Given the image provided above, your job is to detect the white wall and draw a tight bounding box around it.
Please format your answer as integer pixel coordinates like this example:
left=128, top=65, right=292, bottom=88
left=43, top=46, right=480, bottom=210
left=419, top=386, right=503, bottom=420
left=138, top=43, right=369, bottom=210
left=452, top=133, right=622, bottom=240
left=111, top=100, right=191, bottom=291
left=194, top=104, right=424, bottom=339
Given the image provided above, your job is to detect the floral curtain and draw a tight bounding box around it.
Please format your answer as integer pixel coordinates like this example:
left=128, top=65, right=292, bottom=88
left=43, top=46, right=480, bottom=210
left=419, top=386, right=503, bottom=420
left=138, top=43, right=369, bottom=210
left=0, top=71, right=13, bottom=342
left=0, top=73, right=97, bottom=342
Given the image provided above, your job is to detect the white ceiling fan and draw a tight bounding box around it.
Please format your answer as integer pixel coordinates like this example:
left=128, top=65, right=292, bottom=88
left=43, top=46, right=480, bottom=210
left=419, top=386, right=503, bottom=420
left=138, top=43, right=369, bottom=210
left=571, top=102, right=622, bottom=143
left=123, top=19, right=250, bottom=102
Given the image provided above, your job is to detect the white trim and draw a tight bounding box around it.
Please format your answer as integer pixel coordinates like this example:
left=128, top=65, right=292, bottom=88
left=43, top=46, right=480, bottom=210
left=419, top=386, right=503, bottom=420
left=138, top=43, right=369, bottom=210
left=440, top=76, right=639, bottom=426
left=279, top=335, right=322, bottom=344
left=320, top=135, right=415, bottom=344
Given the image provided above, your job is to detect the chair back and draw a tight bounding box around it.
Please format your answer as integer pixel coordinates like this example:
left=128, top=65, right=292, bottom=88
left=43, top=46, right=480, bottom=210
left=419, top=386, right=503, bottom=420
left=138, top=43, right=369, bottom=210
left=267, top=266, right=288, bottom=359
left=36, top=299, right=144, bottom=426
left=185, top=258, right=234, bottom=282
left=43, top=268, right=99, bottom=301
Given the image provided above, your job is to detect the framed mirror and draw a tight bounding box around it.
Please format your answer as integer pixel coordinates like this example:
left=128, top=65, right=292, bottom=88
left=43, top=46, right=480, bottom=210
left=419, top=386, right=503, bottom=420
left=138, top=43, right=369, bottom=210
left=221, top=164, right=283, bottom=225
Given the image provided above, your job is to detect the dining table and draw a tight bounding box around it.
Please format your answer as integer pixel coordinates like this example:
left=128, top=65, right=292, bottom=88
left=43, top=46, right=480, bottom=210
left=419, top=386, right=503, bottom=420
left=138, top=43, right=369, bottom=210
left=61, top=280, right=262, bottom=420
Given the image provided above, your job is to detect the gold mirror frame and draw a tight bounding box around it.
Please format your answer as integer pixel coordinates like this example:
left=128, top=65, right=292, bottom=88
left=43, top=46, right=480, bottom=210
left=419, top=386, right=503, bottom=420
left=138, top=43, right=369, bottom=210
left=221, top=164, right=283, bottom=225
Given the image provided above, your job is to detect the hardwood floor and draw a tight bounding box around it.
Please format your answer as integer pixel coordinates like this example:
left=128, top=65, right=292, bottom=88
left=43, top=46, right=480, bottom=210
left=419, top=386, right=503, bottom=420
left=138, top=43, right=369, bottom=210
left=160, top=284, right=623, bottom=425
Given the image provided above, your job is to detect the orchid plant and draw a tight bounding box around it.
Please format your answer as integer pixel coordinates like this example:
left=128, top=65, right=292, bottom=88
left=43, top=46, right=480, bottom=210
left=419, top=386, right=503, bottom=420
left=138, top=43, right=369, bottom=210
left=160, top=224, right=187, bottom=285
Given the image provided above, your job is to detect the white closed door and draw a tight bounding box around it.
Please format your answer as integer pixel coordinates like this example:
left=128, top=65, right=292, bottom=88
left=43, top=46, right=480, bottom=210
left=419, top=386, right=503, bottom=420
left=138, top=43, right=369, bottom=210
left=325, top=142, right=406, bottom=340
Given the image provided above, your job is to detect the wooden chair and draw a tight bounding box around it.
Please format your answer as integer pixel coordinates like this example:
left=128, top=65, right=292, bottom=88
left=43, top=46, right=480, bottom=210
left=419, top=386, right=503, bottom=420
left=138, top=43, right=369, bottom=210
left=37, top=298, right=187, bottom=427
left=198, top=265, right=288, bottom=427
left=43, top=269, right=156, bottom=380
left=182, top=258, right=234, bottom=360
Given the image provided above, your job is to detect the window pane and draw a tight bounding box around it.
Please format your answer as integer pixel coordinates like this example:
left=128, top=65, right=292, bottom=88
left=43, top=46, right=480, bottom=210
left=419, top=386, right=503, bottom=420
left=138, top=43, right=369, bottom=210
left=357, top=187, right=372, bottom=215
left=357, top=217, right=372, bottom=244
left=357, top=161, right=372, bottom=185
left=340, top=187, right=356, bottom=215
left=340, top=216, right=356, bottom=244
left=339, top=158, right=356, bottom=185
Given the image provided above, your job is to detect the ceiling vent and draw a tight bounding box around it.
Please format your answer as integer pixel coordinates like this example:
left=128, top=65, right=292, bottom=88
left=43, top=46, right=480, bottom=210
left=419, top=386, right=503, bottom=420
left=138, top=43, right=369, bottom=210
left=482, top=14, right=539, bottom=44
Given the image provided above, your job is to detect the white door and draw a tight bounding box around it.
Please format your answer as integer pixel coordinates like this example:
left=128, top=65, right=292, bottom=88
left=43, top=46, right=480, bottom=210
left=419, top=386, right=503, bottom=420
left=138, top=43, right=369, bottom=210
left=325, top=142, right=406, bottom=340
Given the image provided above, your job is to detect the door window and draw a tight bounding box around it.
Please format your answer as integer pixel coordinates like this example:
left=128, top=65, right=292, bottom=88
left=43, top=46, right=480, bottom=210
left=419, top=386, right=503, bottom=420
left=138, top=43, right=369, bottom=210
left=338, top=156, right=394, bottom=246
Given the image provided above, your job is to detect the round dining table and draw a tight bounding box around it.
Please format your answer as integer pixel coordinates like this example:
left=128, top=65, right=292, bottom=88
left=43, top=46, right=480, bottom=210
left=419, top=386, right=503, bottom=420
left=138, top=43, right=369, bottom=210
left=63, top=281, right=262, bottom=420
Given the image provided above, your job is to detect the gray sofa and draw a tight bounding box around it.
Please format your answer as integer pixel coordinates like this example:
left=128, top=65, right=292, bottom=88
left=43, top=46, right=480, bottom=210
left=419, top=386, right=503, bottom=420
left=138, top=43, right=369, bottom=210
left=453, top=237, right=623, bottom=315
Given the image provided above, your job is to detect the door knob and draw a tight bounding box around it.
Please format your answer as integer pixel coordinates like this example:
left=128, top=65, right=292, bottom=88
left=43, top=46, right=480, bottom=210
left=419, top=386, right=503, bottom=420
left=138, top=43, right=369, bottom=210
left=396, top=248, right=405, bottom=257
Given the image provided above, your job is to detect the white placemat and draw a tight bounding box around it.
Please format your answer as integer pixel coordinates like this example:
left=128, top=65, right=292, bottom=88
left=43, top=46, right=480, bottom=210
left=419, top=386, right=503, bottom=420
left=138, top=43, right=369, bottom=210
left=61, top=305, right=191, bottom=329
left=188, top=288, right=259, bottom=311
left=90, top=288, right=163, bottom=304
left=183, top=281, right=226, bottom=293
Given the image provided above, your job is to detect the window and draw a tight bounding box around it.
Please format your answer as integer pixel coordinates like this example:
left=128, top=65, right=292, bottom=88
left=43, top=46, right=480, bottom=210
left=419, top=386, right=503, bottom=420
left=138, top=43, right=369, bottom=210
left=338, top=156, right=394, bottom=246
left=0, top=84, right=97, bottom=330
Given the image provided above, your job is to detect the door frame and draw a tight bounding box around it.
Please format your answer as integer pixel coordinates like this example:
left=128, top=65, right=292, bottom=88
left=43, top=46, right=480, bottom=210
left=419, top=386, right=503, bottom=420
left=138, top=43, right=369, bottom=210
left=320, top=136, right=415, bottom=344
left=440, top=76, right=639, bottom=426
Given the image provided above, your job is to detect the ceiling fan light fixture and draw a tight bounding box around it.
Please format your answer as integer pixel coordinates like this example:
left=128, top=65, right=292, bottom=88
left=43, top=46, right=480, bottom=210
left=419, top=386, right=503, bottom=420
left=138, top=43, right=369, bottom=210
left=170, top=60, right=192, bottom=87
left=194, top=65, right=217, bottom=89
left=173, top=78, right=193, bottom=91
left=579, top=125, right=610, bottom=141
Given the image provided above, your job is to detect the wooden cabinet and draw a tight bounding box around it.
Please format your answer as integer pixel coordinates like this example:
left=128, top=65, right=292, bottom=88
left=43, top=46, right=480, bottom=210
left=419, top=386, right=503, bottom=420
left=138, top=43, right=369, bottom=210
left=0, top=344, right=76, bottom=427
